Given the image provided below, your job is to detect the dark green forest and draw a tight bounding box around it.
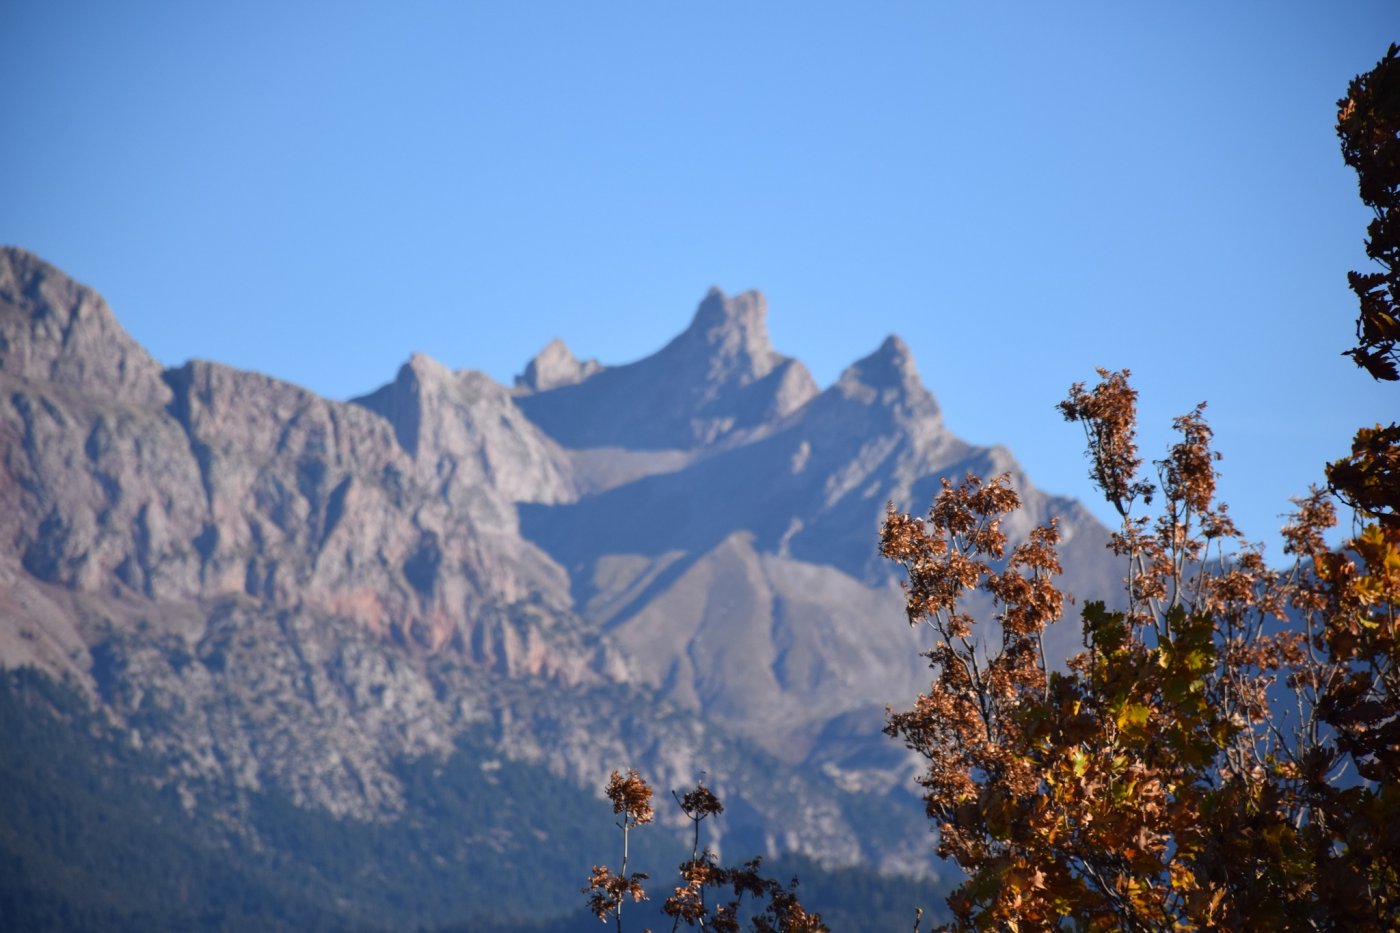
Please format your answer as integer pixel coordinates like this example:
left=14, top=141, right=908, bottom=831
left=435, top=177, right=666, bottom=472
left=0, top=669, right=948, bottom=931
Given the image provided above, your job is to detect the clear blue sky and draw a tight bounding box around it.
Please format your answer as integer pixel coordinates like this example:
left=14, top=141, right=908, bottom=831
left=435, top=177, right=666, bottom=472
left=3, top=1, right=1396, bottom=557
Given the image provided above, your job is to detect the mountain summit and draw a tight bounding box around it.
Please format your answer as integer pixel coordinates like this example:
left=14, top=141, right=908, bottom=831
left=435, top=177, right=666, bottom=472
left=516, top=287, right=819, bottom=450
left=678, top=286, right=783, bottom=382
left=515, top=338, right=602, bottom=392
left=836, top=335, right=937, bottom=417
left=0, top=246, right=171, bottom=407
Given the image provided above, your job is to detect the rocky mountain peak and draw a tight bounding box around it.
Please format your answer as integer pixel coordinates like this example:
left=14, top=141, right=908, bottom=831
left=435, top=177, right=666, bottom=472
left=349, top=353, right=442, bottom=456
left=845, top=334, right=916, bottom=387
left=515, top=338, right=603, bottom=392
left=676, top=287, right=779, bottom=382
left=870, top=334, right=915, bottom=377
left=0, top=247, right=171, bottom=408
left=833, top=334, right=939, bottom=422
left=515, top=289, right=818, bottom=451
left=691, top=285, right=760, bottom=327
left=352, top=351, right=576, bottom=507
left=406, top=350, right=446, bottom=377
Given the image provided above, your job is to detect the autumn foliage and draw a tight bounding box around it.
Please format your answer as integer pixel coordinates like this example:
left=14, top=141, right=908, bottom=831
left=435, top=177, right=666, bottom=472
left=882, top=363, right=1399, bottom=929
left=1332, top=42, right=1400, bottom=530
left=1339, top=43, right=1400, bottom=383
left=583, top=770, right=828, bottom=933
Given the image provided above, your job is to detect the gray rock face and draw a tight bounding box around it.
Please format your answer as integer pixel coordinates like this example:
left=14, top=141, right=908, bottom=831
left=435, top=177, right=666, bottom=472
left=0, top=247, right=171, bottom=408
left=163, top=358, right=581, bottom=647
left=0, top=249, right=1116, bottom=875
left=354, top=352, right=576, bottom=507
left=0, top=250, right=607, bottom=689
left=514, top=338, right=602, bottom=392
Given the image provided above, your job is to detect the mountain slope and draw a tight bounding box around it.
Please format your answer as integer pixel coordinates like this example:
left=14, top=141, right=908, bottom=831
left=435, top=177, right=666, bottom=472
left=514, top=292, right=1116, bottom=767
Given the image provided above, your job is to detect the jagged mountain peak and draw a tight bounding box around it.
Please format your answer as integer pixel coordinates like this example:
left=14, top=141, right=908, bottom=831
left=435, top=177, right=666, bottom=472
left=839, top=334, right=916, bottom=389
left=672, top=287, right=780, bottom=383
left=830, top=333, right=939, bottom=423
left=404, top=350, right=447, bottom=378
left=870, top=334, right=914, bottom=375
left=690, top=285, right=762, bottom=328
left=514, top=289, right=817, bottom=451
left=349, top=352, right=448, bottom=456
left=0, top=246, right=171, bottom=408
left=352, top=350, right=576, bottom=507
left=397, top=350, right=508, bottom=400
left=515, top=337, right=603, bottom=392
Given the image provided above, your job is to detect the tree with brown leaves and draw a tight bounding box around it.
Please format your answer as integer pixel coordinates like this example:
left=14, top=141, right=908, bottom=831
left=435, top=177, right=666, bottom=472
left=584, top=769, right=656, bottom=932
left=1332, top=43, right=1400, bottom=529
left=871, top=44, right=1400, bottom=931
left=1339, top=43, right=1400, bottom=383
left=584, top=771, right=829, bottom=933
left=882, top=366, right=1397, bottom=930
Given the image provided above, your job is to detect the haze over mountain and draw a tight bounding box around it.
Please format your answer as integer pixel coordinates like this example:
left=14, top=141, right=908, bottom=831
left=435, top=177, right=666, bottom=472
left=0, top=246, right=1118, bottom=928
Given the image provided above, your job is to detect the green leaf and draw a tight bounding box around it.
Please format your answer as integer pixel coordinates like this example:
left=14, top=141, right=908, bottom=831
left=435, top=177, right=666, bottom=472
left=1115, top=702, right=1151, bottom=730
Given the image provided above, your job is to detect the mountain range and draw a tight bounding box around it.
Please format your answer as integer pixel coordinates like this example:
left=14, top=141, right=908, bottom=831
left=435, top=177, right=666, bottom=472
left=0, top=246, right=1118, bottom=929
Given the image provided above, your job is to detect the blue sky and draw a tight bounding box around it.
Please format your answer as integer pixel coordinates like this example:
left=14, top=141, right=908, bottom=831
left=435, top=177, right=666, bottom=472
left=3, top=1, right=1396, bottom=557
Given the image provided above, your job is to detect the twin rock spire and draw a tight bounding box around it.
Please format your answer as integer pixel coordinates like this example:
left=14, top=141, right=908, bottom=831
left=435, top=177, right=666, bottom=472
left=512, top=286, right=934, bottom=451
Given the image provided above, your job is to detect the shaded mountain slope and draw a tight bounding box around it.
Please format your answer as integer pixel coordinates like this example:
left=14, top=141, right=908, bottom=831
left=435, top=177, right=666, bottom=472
left=514, top=295, right=1116, bottom=764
